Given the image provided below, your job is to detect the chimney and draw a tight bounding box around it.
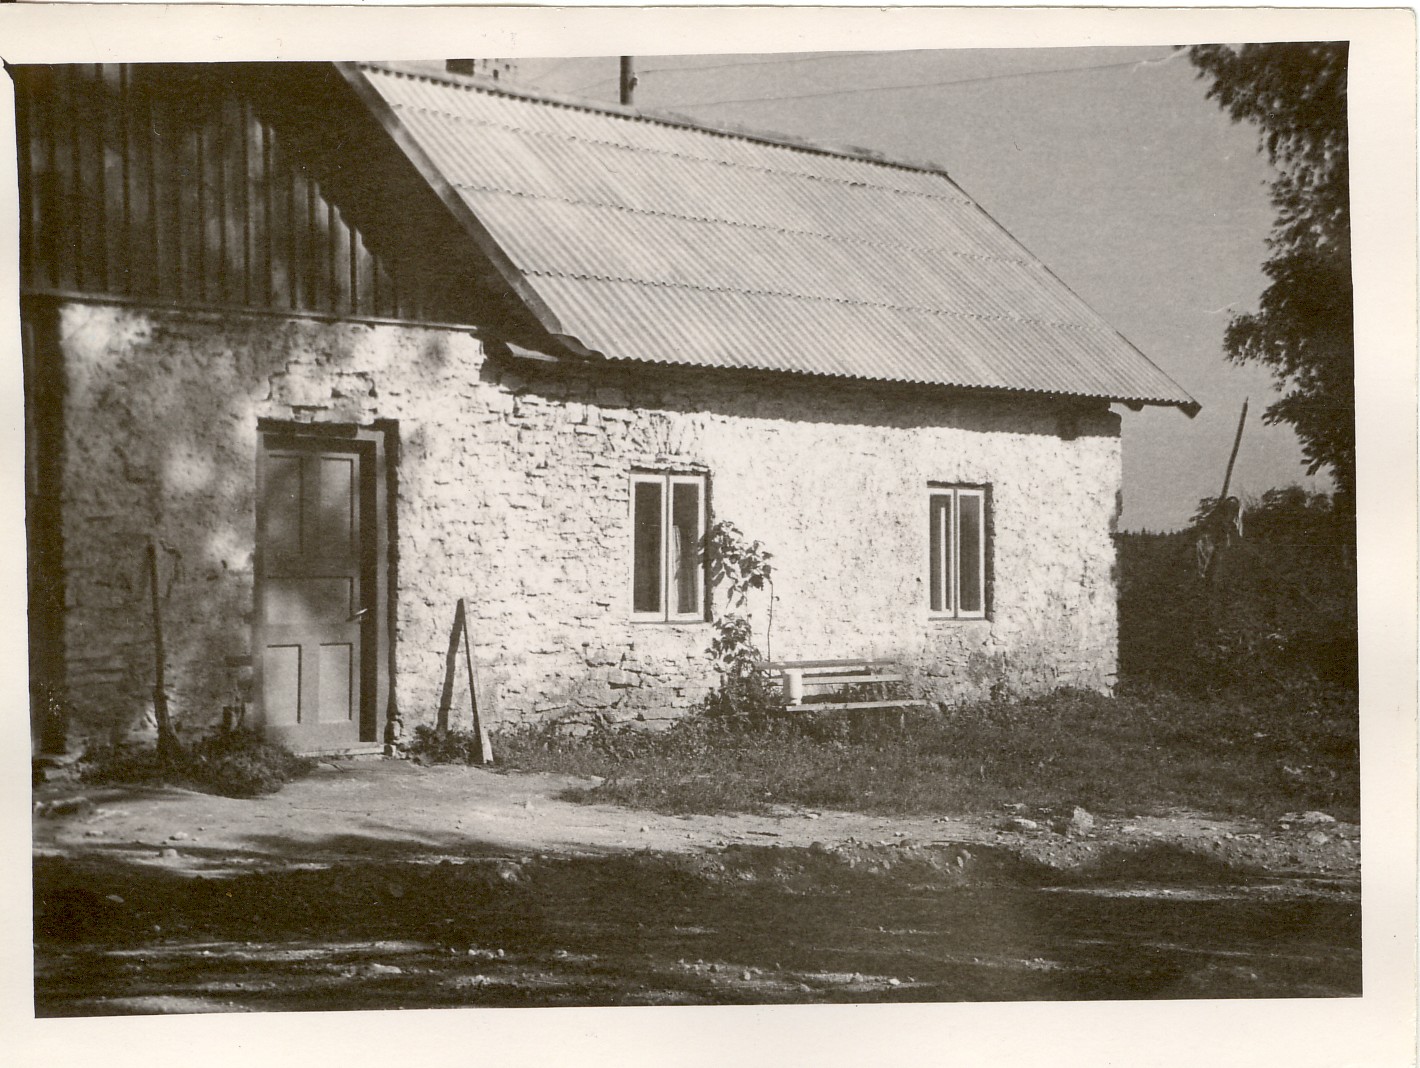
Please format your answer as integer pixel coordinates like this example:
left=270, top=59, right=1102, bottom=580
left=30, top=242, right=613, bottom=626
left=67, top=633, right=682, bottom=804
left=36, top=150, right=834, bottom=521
left=446, top=59, right=517, bottom=82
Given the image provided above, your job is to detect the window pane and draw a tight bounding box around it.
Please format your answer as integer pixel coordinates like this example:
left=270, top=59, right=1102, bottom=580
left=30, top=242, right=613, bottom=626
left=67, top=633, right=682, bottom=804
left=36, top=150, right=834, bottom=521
left=671, top=480, right=702, bottom=616
left=959, top=492, right=983, bottom=614
left=632, top=480, right=663, bottom=614
left=929, top=495, right=949, bottom=613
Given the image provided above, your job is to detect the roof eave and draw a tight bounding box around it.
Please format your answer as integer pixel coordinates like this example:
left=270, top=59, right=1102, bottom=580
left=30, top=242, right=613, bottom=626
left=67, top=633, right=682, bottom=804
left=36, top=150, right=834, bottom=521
left=497, top=337, right=1201, bottom=414
left=1121, top=396, right=1201, bottom=417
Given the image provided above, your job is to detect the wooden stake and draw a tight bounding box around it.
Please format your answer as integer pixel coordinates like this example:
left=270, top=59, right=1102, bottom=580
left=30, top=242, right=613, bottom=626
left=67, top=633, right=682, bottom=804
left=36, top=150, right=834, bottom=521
left=458, top=597, right=493, bottom=765
left=146, top=540, right=182, bottom=761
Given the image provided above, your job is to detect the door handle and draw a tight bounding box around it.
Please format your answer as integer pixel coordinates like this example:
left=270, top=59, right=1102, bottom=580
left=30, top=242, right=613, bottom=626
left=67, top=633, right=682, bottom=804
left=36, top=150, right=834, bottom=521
left=348, top=607, right=370, bottom=622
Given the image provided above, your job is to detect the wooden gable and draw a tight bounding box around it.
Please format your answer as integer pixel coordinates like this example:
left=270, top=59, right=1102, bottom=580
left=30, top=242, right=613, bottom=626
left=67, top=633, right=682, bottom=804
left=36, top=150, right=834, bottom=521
left=12, top=62, right=537, bottom=332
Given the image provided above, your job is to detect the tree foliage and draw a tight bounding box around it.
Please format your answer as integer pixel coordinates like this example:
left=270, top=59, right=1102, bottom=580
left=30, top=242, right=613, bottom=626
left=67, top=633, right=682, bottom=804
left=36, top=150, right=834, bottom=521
left=1188, top=43, right=1353, bottom=507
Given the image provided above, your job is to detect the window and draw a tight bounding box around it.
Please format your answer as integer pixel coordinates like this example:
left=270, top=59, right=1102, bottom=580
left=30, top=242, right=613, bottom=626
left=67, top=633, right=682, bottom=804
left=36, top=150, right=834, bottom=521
left=631, top=471, right=706, bottom=622
left=928, top=485, right=988, bottom=619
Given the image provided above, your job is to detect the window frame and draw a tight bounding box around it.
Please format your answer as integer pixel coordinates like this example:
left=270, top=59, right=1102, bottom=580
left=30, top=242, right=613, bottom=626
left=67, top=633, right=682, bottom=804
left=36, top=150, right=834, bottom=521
left=928, top=484, right=989, bottom=621
left=629, top=470, right=708, bottom=624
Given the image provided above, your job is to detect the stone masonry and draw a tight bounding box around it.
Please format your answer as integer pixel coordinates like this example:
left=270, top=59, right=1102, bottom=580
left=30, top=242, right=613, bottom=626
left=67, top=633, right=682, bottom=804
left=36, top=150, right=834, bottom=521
left=42, top=299, right=1122, bottom=743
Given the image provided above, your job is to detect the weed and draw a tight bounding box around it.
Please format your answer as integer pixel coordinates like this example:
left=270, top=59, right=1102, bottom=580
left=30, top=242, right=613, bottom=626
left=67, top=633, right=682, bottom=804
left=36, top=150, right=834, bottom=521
left=493, top=684, right=1358, bottom=820
left=406, top=724, right=491, bottom=766
left=82, top=728, right=313, bottom=798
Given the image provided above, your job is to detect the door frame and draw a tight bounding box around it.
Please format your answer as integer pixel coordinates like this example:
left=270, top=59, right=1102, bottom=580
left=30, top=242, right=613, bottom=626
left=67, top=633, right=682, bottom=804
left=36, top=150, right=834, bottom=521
left=253, top=419, right=392, bottom=749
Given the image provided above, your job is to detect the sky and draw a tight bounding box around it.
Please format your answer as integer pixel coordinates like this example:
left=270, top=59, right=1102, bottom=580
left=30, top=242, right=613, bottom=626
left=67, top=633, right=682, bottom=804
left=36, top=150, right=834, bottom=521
left=479, top=48, right=1336, bottom=533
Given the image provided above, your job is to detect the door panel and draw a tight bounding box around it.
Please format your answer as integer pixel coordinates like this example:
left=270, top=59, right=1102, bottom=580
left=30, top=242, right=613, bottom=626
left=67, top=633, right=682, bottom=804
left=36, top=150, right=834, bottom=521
left=262, top=645, right=302, bottom=725
left=318, top=643, right=354, bottom=723
left=257, top=436, right=373, bottom=750
left=265, top=577, right=354, bottom=626
left=264, top=455, right=305, bottom=559
left=316, top=456, right=355, bottom=556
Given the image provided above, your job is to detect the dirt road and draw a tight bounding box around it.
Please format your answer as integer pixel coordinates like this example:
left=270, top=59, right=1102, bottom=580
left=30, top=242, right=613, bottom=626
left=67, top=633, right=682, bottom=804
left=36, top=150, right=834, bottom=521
left=32, top=760, right=1361, bottom=1013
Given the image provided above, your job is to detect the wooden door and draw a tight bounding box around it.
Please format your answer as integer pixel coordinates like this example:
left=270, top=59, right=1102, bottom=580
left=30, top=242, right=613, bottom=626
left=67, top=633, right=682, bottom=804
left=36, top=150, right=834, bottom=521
left=256, top=435, right=374, bottom=750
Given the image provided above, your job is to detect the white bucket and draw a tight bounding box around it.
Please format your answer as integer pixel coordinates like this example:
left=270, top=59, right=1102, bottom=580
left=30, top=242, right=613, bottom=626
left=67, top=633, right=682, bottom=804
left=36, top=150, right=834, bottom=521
left=783, top=669, right=804, bottom=706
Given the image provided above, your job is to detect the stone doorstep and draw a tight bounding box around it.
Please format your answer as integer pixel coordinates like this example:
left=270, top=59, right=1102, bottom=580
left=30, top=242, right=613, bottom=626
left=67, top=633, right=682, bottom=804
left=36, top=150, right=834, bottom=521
left=295, top=744, right=392, bottom=760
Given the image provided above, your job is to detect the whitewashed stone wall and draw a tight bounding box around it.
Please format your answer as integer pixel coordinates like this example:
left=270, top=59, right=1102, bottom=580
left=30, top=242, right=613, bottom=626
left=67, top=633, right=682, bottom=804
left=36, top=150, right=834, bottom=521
left=44, top=300, right=1122, bottom=741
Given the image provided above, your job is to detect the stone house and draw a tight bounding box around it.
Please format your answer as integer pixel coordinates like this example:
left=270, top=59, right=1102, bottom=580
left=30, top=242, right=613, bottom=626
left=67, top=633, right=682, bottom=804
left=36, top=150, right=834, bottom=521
left=16, top=61, right=1197, bottom=755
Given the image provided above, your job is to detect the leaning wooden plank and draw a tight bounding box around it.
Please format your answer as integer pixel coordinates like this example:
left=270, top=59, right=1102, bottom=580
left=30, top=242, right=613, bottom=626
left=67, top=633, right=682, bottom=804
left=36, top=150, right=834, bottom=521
left=787, top=700, right=929, bottom=712
left=459, top=597, right=494, bottom=765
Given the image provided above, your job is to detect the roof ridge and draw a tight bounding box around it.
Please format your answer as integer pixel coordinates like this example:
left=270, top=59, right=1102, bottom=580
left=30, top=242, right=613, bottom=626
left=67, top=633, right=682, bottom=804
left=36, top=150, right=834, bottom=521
left=358, top=60, right=961, bottom=180
left=525, top=270, right=1099, bottom=334
left=388, top=97, right=972, bottom=205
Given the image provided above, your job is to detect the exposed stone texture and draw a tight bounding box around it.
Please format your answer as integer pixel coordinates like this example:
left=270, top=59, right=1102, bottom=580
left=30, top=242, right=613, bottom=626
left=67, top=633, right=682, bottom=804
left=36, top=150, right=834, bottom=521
left=44, top=300, right=1121, bottom=742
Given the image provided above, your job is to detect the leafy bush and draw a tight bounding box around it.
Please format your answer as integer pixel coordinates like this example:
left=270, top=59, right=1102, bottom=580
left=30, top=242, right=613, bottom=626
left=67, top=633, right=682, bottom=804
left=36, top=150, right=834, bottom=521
left=82, top=728, right=313, bottom=798
left=707, top=613, right=762, bottom=678
left=186, top=729, right=315, bottom=797
left=698, top=669, right=784, bottom=722
left=704, top=520, right=774, bottom=612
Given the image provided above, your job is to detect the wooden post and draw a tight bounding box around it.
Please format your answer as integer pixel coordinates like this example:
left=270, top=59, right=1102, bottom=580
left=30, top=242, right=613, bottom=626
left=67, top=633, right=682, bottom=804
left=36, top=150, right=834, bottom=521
left=146, top=540, right=182, bottom=761
left=1204, top=399, right=1249, bottom=586
left=1217, top=397, right=1249, bottom=503
left=458, top=597, right=493, bottom=765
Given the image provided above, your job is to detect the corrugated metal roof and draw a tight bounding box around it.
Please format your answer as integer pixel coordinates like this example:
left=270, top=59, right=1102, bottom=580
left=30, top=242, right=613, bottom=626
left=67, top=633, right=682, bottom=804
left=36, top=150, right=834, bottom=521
left=350, top=62, right=1197, bottom=411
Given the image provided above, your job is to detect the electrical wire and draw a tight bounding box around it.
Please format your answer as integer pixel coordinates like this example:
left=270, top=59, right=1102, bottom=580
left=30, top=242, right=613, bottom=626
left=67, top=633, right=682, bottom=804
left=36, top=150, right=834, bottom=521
left=658, top=53, right=1182, bottom=109
left=634, top=51, right=888, bottom=77
left=558, top=51, right=905, bottom=93
left=530, top=58, right=584, bottom=83
left=564, top=76, right=617, bottom=95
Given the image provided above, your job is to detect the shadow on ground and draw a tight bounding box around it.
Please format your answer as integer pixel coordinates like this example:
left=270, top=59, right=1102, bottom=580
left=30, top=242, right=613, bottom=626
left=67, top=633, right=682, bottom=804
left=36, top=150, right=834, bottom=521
left=34, top=825, right=1361, bottom=1015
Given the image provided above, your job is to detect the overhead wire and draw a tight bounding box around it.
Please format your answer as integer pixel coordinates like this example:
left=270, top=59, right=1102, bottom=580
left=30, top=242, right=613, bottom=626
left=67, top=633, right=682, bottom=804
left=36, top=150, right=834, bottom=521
left=529, top=57, right=583, bottom=83
left=562, top=60, right=622, bottom=95
left=659, top=52, right=1183, bottom=109
left=555, top=50, right=1182, bottom=108
left=633, top=51, right=891, bottom=76
left=557, top=52, right=884, bottom=94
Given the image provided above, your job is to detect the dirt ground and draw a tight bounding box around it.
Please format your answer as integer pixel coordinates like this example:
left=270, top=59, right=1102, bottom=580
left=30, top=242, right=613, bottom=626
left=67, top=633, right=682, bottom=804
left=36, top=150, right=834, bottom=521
left=32, top=759, right=1361, bottom=1014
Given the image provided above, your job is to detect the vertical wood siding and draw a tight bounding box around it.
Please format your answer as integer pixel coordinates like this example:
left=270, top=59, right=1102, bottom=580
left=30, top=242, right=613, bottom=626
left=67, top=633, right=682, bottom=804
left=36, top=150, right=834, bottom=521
left=15, top=63, right=432, bottom=321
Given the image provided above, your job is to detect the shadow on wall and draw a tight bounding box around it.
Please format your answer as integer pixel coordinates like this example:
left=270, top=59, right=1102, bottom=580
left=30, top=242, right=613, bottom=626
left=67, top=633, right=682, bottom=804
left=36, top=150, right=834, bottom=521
left=482, top=355, right=1123, bottom=442
left=26, top=300, right=469, bottom=749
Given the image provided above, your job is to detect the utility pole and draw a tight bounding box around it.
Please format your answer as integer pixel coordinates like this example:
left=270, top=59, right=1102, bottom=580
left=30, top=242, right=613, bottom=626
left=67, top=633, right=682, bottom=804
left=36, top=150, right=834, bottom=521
left=1215, top=397, right=1249, bottom=504
left=1202, top=398, right=1249, bottom=586
left=619, top=56, right=637, bottom=106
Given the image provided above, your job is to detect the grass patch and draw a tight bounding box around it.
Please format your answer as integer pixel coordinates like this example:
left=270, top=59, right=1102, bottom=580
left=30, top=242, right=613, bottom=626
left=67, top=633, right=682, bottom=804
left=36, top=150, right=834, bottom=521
left=81, top=728, right=315, bottom=798
left=490, top=683, right=1358, bottom=820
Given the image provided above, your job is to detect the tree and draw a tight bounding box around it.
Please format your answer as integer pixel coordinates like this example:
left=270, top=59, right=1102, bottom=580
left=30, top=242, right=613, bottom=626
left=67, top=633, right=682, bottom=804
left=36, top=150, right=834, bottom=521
left=1188, top=43, right=1354, bottom=510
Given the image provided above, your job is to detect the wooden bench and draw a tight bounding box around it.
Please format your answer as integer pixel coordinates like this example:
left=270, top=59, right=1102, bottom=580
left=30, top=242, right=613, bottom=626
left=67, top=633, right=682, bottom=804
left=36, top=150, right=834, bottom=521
left=755, top=658, right=928, bottom=713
